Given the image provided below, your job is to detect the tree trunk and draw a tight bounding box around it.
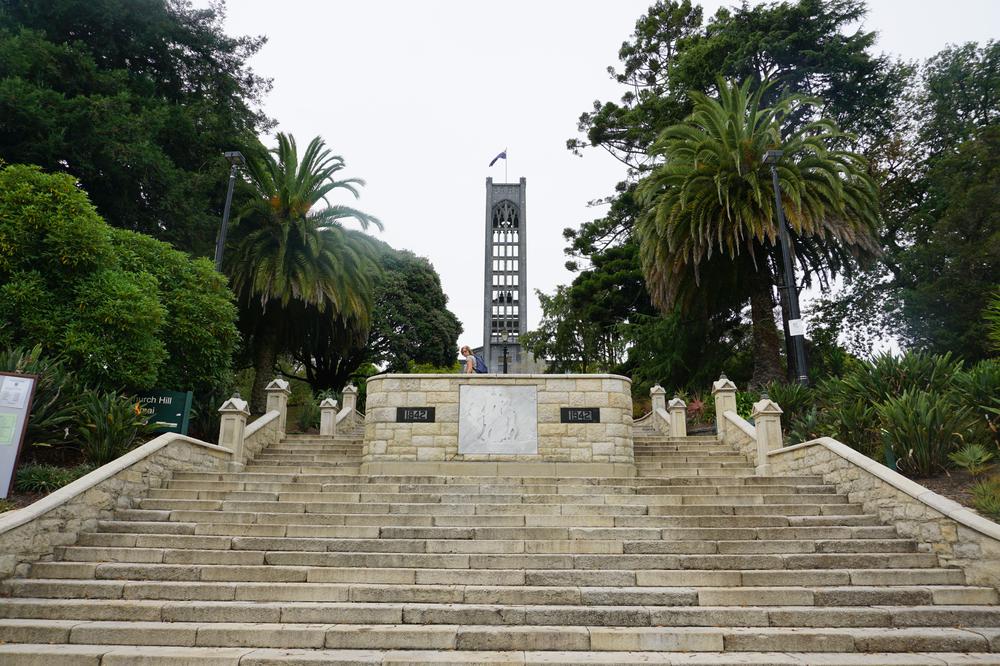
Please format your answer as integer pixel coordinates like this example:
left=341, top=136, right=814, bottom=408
left=250, top=311, right=281, bottom=414
left=749, top=269, right=785, bottom=389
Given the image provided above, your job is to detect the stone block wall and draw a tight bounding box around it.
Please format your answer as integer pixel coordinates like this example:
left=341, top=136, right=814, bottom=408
left=0, top=435, right=231, bottom=579
left=242, top=410, right=280, bottom=463
left=769, top=437, right=1000, bottom=590
left=364, top=374, right=633, bottom=464
left=722, top=411, right=757, bottom=465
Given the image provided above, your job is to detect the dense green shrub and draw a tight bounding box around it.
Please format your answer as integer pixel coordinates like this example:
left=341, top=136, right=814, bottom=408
left=949, top=443, right=995, bottom=476
left=78, top=391, right=152, bottom=466
left=735, top=390, right=759, bottom=420
left=296, top=399, right=321, bottom=432
left=971, top=476, right=1000, bottom=519
left=14, top=463, right=94, bottom=493
left=0, top=345, right=79, bottom=448
left=878, top=390, right=979, bottom=477
left=0, top=164, right=238, bottom=399
left=952, top=359, right=1000, bottom=444
left=762, top=381, right=814, bottom=432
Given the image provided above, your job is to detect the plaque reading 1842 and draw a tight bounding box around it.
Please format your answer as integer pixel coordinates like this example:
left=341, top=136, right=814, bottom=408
left=396, top=407, right=435, bottom=423
left=560, top=407, right=600, bottom=424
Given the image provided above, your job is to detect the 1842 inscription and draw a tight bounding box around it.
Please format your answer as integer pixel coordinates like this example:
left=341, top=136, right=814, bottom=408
left=396, top=407, right=435, bottom=423
left=560, top=407, right=600, bottom=423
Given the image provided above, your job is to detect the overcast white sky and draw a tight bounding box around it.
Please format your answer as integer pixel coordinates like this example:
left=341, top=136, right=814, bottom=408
left=207, top=0, right=1000, bottom=348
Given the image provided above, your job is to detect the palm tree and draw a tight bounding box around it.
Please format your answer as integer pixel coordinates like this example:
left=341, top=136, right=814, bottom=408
left=637, top=78, right=880, bottom=386
left=228, top=133, right=382, bottom=412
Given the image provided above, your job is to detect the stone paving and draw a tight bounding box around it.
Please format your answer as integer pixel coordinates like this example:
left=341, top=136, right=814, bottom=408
left=1, top=431, right=999, bottom=664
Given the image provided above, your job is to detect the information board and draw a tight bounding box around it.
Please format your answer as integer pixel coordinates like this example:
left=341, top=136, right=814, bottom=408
left=0, top=372, right=36, bottom=499
left=136, top=390, right=193, bottom=435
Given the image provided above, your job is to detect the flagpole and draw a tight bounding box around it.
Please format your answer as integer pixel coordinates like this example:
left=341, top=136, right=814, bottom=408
left=505, top=148, right=508, bottom=183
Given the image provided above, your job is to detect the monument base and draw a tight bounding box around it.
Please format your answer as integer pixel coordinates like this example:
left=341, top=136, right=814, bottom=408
left=360, top=460, right=636, bottom=478
left=363, top=373, right=634, bottom=467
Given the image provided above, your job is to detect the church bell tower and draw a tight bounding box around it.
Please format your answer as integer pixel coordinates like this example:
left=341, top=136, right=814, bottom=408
left=482, top=177, right=528, bottom=372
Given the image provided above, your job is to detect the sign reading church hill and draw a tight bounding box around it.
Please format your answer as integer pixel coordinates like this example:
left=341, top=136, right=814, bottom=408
left=137, top=390, right=193, bottom=435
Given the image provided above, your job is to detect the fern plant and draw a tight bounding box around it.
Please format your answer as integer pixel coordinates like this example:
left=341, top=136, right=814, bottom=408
left=949, top=444, right=995, bottom=477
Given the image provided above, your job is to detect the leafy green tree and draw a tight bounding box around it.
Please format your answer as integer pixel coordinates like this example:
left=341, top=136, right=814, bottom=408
left=292, top=239, right=462, bottom=390
left=0, top=163, right=239, bottom=396
left=522, top=286, right=626, bottom=373
left=228, top=134, right=381, bottom=412
left=637, top=79, right=879, bottom=386
left=557, top=0, right=902, bottom=390
left=0, top=0, right=271, bottom=255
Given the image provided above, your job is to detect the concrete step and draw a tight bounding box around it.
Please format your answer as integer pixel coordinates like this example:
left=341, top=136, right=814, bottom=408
left=49, top=546, right=944, bottom=571
left=20, top=566, right=971, bottom=588
left=1, top=595, right=998, bottom=624
left=0, top=619, right=994, bottom=652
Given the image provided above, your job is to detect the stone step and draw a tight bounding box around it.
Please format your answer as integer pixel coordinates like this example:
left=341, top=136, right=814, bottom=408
left=142, top=487, right=839, bottom=503
left=0, top=619, right=993, bottom=652
left=169, top=472, right=825, bottom=487
left=2, top=595, right=998, bottom=625
left=49, top=546, right=943, bottom=571
left=1, top=645, right=997, bottom=665
left=21, top=566, right=970, bottom=588
left=8, top=573, right=994, bottom=608
left=86, top=524, right=901, bottom=542
left=70, top=533, right=921, bottom=556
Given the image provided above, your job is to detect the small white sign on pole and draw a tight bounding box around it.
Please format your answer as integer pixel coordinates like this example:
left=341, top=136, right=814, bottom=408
left=0, top=373, right=36, bottom=499
left=787, top=318, right=807, bottom=337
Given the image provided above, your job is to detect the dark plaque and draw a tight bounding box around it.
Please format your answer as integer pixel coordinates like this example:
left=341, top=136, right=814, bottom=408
left=396, top=407, right=435, bottom=423
left=560, top=407, right=601, bottom=423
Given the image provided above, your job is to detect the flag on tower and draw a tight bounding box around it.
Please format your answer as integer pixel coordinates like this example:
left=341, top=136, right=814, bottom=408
left=489, top=150, right=507, bottom=167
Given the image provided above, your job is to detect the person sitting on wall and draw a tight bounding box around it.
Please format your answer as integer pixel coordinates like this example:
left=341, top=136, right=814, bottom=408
left=460, top=346, right=489, bottom=374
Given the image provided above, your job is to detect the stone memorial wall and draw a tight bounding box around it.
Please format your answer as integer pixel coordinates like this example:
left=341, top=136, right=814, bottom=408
left=363, top=374, right=633, bottom=474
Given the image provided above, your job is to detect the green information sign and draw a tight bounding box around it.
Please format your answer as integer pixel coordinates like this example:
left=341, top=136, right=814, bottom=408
left=137, top=390, right=193, bottom=435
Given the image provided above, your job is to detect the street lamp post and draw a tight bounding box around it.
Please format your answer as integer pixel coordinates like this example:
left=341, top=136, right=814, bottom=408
left=763, top=149, right=809, bottom=386
left=214, top=151, right=246, bottom=272
left=500, top=330, right=509, bottom=374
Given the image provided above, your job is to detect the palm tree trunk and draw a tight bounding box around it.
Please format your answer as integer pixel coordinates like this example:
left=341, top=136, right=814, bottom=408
left=749, top=270, right=784, bottom=389
left=250, top=311, right=282, bottom=414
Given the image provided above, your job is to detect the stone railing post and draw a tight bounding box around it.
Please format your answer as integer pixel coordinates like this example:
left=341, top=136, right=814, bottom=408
left=341, top=384, right=358, bottom=427
left=319, top=397, right=338, bottom=437
left=711, top=374, right=738, bottom=441
left=217, top=393, right=250, bottom=467
left=668, top=396, right=687, bottom=438
left=650, top=384, right=667, bottom=433
left=751, top=396, right=783, bottom=475
left=264, top=378, right=291, bottom=436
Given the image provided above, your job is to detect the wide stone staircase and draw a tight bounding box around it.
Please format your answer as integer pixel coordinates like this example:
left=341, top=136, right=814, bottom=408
left=1, top=429, right=1000, bottom=664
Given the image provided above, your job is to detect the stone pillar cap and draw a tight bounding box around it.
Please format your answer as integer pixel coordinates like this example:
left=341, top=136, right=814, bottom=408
left=751, top=397, right=783, bottom=416
left=667, top=397, right=687, bottom=409
left=264, top=378, right=291, bottom=394
left=319, top=397, right=339, bottom=409
left=712, top=374, right=737, bottom=394
left=342, top=384, right=358, bottom=395
left=649, top=384, right=666, bottom=396
left=218, top=393, right=250, bottom=415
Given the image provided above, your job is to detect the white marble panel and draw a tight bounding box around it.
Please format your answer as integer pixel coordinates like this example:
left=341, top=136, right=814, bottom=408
left=459, top=385, right=538, bottom=455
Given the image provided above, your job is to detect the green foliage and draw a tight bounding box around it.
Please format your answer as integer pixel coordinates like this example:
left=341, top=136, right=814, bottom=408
left=0, top=345, right=79, bottom=448
left=971, top=476, right=1000, bottom=520
left=0, top=164, right=238, bottom=398
left=78, top=391, right=153, bottom=466
left=987, top=289, right=1000, bottom=354
left=110, top=229, right=239, bottom=400
left=636, top=78, right=879, bottom=386
left=787, top=407, right=829, bottom=446
left=735, top=391, right=759, bottom=421
left=229, top=134, right=381, bottom=411
left=407, top=362, right=462, bottom=374
left=952, top=359, right=1000, bottom=444
left=763, top=382, right=814, bottom=433
left=878, top=389, right=976, bottom=477
left=0, top=499, right=14, bottom=513
left=522, top=285, right=625, bottom=373
left=894, top=125, right=1000, bottom=361
left=296, top=398, right=321, bottom=433
left=14, top=463, right=93, bottom=493
left=949, top=444, right=995, bottom=477
left=0, top=1, right=271, bottom=255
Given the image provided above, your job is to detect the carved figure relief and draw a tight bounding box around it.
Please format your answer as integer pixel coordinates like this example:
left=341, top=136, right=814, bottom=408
left=458, top=385, right=538, bottom=455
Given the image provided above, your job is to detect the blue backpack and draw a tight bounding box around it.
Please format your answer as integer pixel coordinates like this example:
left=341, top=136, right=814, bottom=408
left=473, top=354, right=489, bottom=373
